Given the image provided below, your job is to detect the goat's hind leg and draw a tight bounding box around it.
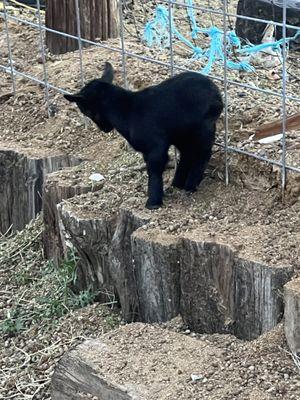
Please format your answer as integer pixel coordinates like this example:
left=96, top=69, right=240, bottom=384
left=144, top=147, right=169, bottom=209
left=184, top=123, right=215, bottom=193
left=172, top=151, right=191, bottom=190
left=184, top=149, right=212, bottom=193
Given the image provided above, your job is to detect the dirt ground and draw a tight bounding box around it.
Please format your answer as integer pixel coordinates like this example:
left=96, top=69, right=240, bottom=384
left=1, top=1, right=300, bottom=399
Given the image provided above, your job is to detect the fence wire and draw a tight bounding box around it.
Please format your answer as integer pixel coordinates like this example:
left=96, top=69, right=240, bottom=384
left=1, top=0, right=300, bottom=185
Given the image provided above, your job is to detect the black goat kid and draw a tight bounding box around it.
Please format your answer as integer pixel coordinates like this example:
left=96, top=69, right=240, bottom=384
left=64, top=62, right=223, bottom=209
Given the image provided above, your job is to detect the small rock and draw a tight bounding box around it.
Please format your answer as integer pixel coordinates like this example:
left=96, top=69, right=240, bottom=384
left=89, top=173, right=105, bottom=182
left=191, top=373, right=203, bottom=382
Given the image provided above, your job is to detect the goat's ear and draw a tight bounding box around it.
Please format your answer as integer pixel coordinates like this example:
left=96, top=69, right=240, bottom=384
left=101, top=62, right=114, bottom=83
left=64, top=94, right=83, bottom=103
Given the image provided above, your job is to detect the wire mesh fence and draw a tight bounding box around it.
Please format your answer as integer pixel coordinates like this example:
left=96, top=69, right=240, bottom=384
left=1, top=0, right=300, bottom=190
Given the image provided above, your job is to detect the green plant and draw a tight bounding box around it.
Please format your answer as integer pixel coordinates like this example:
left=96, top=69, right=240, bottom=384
left=104, top=313, right=120, bottom=329
left=72, top=289, right=98, bottom=309
left=0, top=308, right=25, bottom=337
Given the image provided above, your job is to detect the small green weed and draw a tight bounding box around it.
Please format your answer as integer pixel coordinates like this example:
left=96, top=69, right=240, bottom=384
left=104, top=313, right=120, bottom=329
left=0, top=308, right=25, bottom=337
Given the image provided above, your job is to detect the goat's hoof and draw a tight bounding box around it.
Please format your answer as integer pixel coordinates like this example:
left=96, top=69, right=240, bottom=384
left=145, top=201, right=162, bottom=210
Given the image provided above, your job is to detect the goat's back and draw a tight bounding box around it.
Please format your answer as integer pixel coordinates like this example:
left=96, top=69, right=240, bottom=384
left=132, top=72, right=223, bottom=136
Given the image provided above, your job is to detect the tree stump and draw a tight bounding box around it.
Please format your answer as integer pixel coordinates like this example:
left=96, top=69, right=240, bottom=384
left=45, top=0, right=119, bottom=55
left=57, top=191, right=119, bottom=300
left=51, top=323, right=223, bottom=400
left=131, top=228, right=180, bottom=323
left=236, top=0, right=300, bottom=49
left=53, top=189, right=294, bottom=339
left=284, top=278, right=300, bottom=354
left=179, top=235, right=293, bottom=340
left=234, top=257, right=293, bottom=339
left=179, top=239, right=236, bottom=335
left=43, top=162, right=104, bottom=266
left=0, top=147, right=81, bottom=235
left=108, top=207, right=150, bottom=322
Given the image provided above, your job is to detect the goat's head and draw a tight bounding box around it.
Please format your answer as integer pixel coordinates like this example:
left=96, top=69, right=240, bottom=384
left=64, top=62, right=114, bottom=133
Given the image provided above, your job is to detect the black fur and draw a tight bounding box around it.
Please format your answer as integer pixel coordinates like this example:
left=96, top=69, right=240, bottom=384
left=64, top=62, right=223, bottom=209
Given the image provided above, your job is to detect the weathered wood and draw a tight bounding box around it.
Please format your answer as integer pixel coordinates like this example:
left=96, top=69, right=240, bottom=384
left=108, top=208, right=150, bottom=321
left=0, top=147, right=81, bottom=234
left=254, top=112, right=300, bottom=140
left=55, top=194, right=293, bottom=339
left=51, top=340, right=134, bottom=400
left=234, top=258, right=293, bottom=339
left=58, top=195, right=117, bottom=299
left=45, top=0, right=119, bottom=55
left=284, top=278, right=300, bottom=354
left=179, top=239, right=236, bottom=335
left=236, top=0, right=300, bottom=48
left=51, top=323, right=223, bottom=400
left=42, top=164, right=104, bottom=265
left=179, top=236, right=293, bottom=339
left=131, top=228, right=180, bottom=322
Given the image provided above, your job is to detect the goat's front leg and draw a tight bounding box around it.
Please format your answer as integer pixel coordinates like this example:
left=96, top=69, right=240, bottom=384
left=144, top=149, right=169, bottom=209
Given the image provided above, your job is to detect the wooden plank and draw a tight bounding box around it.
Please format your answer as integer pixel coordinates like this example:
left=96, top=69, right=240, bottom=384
left=46, top=0, right=119, bottom=55
left=254, top=112, right=300, bottom=140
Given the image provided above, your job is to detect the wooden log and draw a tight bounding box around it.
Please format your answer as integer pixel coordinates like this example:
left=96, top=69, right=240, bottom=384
left=51, top=323, right=223, bottom=400
left=45, top=0, right=119, bottom=55
left=254, top=112, right=300, bottom=140
left=179, top=239, right=236, bottom=335
left=56, top=194, right=181, bottom=321
left=284, top=278, right=300, bottom=354
left=108, top=207, right=150, bottom=321
left=234, top=257, right=293, bottom=339
left=236, top=0, right=300, bottom=48
left=131, top=228, right=180, bottom=322
left=51, top=339, right=134, bottom=400
left=57, top=192, right=119, bottom=299
left=179, top=236, right=293, bottom=339
left=0, top=147, right=81, bottom=235
left=42, top=163, right=104, bottom=266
